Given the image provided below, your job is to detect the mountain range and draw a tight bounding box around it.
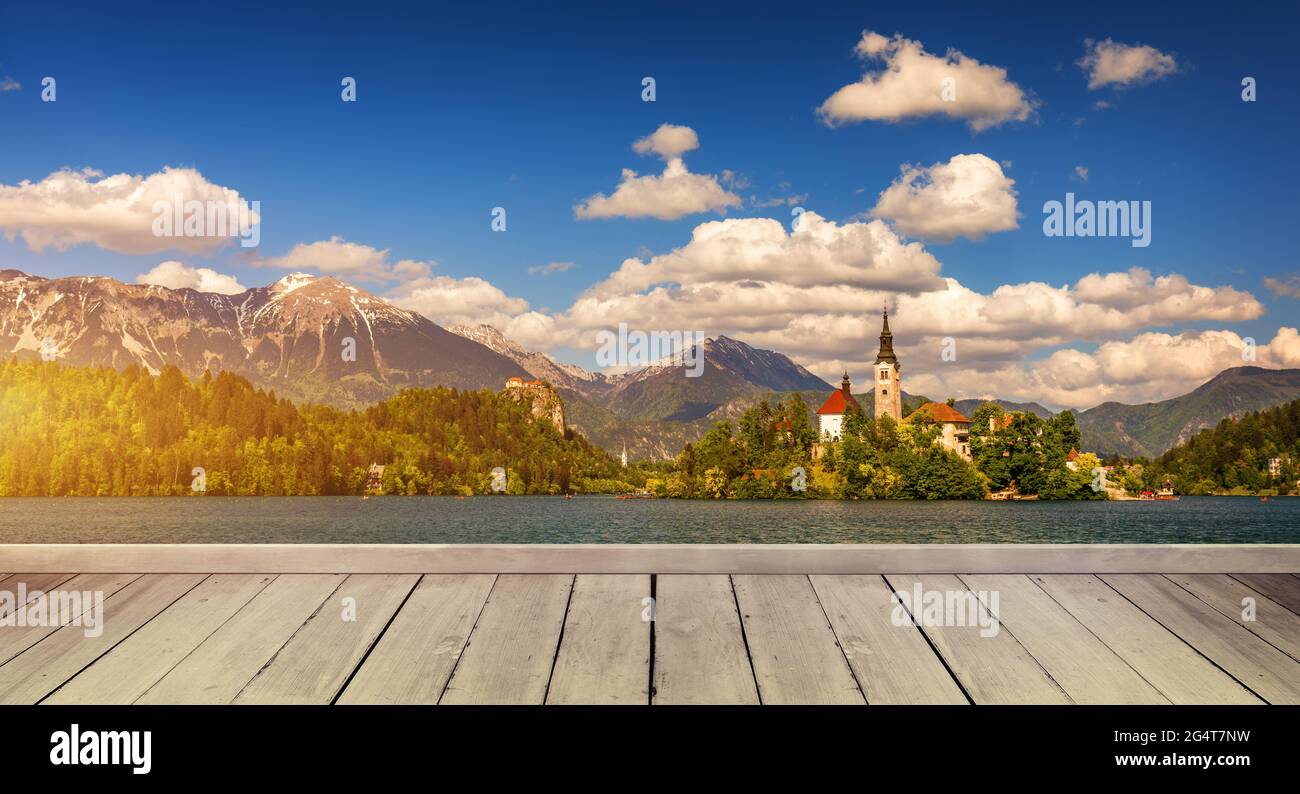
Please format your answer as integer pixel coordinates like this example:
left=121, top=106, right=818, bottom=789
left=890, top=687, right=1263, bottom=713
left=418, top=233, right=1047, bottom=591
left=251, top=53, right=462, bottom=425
left=1073, top=366, right=1300, bottom=458
left=4, top=268, right=1298, bottom=460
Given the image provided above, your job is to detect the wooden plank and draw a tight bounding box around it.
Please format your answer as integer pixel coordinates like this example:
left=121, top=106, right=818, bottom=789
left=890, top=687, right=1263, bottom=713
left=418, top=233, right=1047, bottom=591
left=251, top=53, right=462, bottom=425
left=233, top=574, right=418, bottom=705
left=1033, top=574, right=1259, bottom=704
left=883, top=574, right=1070, bottom=704
left=1167, top=574, right=1300, bottom=660
left=0, top=573, right=76, bottom=619
left=337, top=574, right=495, bottom=705
left=0, top=574, right=205, bottom=705
left=652, top=575, right=759, bottom=705
left=3, top=543, right=1298, bottom=574
left=961, top=574, right=1168, bottom=704
left=1102, top=574, right=1300, bottom=704
left=732, top=575, right=864, bottom=704
left=0, top=573, right=140, bottom=667
left=547, top=575, right=650, bottom=704
left=809, top=575, right=965, bottom=704
left=1231, top=573, right=1300, bottom=614
left=137, top=574, right=346, bottom=704
left=45, top=574, right=275, bottom=705
left=440, top=575, right=573, bottom=705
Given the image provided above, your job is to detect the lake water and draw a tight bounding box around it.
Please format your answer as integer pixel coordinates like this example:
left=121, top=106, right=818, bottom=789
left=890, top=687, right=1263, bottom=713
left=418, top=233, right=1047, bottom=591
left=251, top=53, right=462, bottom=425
left=1, top=496, right=1297, bottom=544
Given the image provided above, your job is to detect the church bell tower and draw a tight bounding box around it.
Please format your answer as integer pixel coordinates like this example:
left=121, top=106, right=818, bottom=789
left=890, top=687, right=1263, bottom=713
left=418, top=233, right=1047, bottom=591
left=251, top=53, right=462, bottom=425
left=873, top=306, right=902, bottom=421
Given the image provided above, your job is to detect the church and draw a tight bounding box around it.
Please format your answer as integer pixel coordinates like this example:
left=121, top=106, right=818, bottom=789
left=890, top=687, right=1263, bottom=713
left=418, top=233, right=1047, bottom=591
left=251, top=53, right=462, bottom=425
left=816, top=308, right=972, bottom=461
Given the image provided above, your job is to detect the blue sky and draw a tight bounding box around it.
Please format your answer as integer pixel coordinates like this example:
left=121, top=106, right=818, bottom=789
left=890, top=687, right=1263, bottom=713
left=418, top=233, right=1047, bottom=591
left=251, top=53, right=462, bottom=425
left=1, top=1, right=1297, bottom=407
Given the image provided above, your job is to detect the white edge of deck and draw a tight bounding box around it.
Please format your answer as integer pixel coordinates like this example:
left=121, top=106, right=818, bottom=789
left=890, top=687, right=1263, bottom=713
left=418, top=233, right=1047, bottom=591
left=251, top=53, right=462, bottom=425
left=1, top=544, right=1297, bottom=574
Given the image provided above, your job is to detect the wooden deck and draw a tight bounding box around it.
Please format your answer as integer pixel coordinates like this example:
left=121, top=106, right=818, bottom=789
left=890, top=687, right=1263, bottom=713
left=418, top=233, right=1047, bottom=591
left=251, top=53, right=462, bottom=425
left=1, top=545, right=1298, bottom=705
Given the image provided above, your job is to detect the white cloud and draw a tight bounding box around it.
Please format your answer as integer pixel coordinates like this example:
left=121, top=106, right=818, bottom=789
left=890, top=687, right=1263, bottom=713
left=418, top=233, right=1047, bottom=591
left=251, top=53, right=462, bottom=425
left=387, top=275, right=531, bottom=330
left=1073, top=165, right=1089, bottom=182
left=869, top=154, right=1018, bottom=242
left=528, top=261, right=576, bottom=276
left=367, top=202, right=1265, bottom=409
left=496, top=208, right=1261, bottom=392
left=0, top=76, right=20, bottom=92
left=909, top=327, right=1300, bottom=409
left=632, top=124, right=699, bottom=159
left=254, top=236, right=432, bottom=282
left=0, top=166, right=259, bottom=255
left=588, top=212, right=945, bottom=298
left=574, top=124, right=740, bottom=220
left=1078, top=38, right=1178, bottom=90
left=818, top=31, right=1034, bottom=131
left=136, top=261, right=247, bottom=294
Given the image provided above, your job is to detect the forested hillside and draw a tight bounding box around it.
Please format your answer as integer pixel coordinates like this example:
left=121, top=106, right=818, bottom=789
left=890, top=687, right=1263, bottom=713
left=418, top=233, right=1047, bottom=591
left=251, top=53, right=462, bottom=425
left=1153, top=398, right=1300, bottom=494
left=0, top=359, right=626, bottom=496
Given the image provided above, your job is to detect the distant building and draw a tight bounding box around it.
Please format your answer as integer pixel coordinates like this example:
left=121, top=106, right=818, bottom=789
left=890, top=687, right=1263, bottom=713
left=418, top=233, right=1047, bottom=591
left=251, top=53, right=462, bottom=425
left=816, top=372, right=861, bottom=441
left=1065, top=448, right=1080, bottom=471
left=1268, top=457, right=1283, bottom=477
left=907, top=402, right=972, bottom=461
left=365, top=463, right=386, bottom=494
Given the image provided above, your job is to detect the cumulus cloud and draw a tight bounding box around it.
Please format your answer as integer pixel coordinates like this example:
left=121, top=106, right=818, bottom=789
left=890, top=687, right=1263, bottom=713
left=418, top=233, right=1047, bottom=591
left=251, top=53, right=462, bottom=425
left=1078, top=38, right=1178, bottom=89
left=588, top=212, right=945, bottom=299
left=869, top=154, right=1018, bottom=242
left=909, top=327, right=1300, bottom=409
left=574, top=124, right=740, bottom=221
left=496, top=208, right=1261, bottom=390
left=387, top=275, right=531, bottom=330
left=1073, top=165, right=1089, bottom=182
left=528, top=261, right=576, bottom=276
left=367, top=199, right=1265, bottom=409
left=818, top=31, right=1034, bottom=131
left=253, top=236, right=432, bottom=282
left=0, top=76, right=20, bottom=92
left=136, top=261, right=247, bottom=294
left=0, top=166, right=259, bottom=255
left=632, top=124, right=700, bottom=159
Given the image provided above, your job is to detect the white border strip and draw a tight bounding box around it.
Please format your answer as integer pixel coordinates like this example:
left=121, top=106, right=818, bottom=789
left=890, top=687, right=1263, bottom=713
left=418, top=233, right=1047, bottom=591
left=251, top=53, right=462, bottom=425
left=1, top=544, right=1297, bottom=574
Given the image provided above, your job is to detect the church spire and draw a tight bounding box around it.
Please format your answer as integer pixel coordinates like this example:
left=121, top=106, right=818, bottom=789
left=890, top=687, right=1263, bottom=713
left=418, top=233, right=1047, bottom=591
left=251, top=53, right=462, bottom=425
left=874, top=305, right=898, bottom=367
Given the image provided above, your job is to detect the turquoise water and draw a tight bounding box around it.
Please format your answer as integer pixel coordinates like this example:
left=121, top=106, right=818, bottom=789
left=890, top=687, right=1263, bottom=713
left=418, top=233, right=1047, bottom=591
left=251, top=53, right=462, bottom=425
left=0, top=495, right=1296, bottom=544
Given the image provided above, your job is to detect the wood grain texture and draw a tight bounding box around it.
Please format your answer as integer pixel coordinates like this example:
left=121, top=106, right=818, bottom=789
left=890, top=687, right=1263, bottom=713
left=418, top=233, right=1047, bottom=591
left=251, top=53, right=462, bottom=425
left=1102, top=574, right=1300, bottom=704
left=0, top=573, right=140, bottom=667
left=652, top=575, right=759, bottom=705
left=3, top=543, right=1297, bottom=573
left=138, top=574, right=345, bottom=704
left=546, top=575, right=650, bottom=704
left=1231, top=573, right=1300, bottom=614
left=0, top=573, right=76, bottom=619
left=440, top=574, right=573, bottom=705
left=233, top=574, right=418, bottom=705
left=810, top=574, right=966, bottom=704
left=1032, top=574, right=1259, bottom=704
left=1166, top=574, right=1300, bottom=660
left=0, top=574, right=205, bottom=705
left=961, top=574, right=1167, bottom=704
left=733, top=575, right=863, bottom=704
left=337, top=574, right=495, bottom=705
left=883, top=574, right=1069, bottom=705
left=45, top=574, right=275, bottom=705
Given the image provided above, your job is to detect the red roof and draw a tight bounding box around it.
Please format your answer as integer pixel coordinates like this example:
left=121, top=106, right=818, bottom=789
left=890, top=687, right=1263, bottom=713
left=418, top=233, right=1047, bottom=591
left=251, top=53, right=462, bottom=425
left=817, top=390, right=861, bottom=415
left=909, top=402, right=971, bottom=424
